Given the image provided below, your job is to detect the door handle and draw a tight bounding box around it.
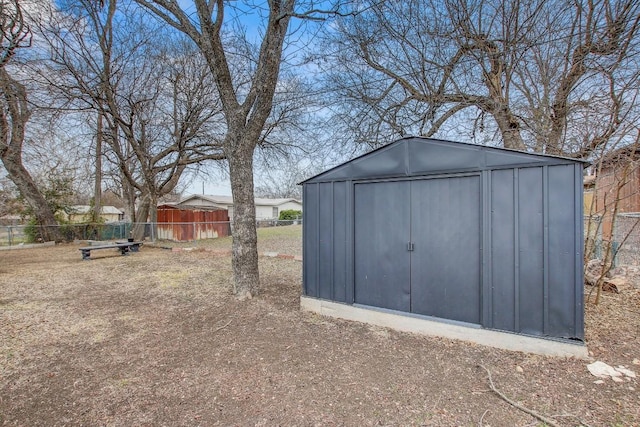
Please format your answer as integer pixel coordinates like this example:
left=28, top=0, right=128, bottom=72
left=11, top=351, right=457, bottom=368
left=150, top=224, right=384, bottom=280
left=407, top=242, right=414, bottom=251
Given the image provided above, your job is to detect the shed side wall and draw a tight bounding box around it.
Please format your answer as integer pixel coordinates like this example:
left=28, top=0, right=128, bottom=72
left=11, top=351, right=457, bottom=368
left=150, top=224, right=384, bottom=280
left=488, top=164, right=583, bottom=340
left=303, top=184, right=319, bottom=297
left=303, top=182, right=349, bottom=302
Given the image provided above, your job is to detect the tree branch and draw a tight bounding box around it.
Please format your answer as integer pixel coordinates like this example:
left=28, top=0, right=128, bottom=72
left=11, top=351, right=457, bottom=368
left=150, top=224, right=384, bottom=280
left=479, top=365, right=561, bottom=427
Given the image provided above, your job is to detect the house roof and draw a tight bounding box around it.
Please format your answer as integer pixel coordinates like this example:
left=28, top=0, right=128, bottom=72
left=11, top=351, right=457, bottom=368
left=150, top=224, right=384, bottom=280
left=254, top=197, right=301, bottom=207
left=302, top=136, right=588, bottom=184
left=158, top=203, right=228, bottom=211
left=177, top=194, right=301, bottom=207
left=70, top=205, right=123, bottom=215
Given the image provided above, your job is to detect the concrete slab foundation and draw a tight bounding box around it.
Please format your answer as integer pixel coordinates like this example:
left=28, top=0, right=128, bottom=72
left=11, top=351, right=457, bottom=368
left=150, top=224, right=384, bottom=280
left=300, top=296, right=589, bottom=359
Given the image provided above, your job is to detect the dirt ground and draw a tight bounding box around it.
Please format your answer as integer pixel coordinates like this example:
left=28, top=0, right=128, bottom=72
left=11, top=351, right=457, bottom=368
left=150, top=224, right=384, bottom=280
left=1, top=226, right=639, bottom=426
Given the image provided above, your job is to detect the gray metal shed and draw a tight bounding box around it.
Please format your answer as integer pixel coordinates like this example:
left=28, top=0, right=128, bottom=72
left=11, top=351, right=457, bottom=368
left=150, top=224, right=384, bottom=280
left=301, top=137, right=586, bottom=346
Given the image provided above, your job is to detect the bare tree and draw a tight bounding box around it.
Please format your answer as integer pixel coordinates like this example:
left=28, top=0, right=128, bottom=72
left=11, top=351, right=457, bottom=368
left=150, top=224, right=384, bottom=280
left=135, top=0, right=300, bottom=298
left=255, top=167, right=304, bottom=200
left=39, top=0, right=227, bottom=238
left=322, top=0, right=640, bottom=157
left=0, top=0, right=61, bottom=241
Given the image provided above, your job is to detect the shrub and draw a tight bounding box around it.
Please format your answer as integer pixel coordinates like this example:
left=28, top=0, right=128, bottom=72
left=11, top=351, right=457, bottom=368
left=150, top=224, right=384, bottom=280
left=279, top=209, right=302, bottom=221
left=23, top=218, right=42, bottom=243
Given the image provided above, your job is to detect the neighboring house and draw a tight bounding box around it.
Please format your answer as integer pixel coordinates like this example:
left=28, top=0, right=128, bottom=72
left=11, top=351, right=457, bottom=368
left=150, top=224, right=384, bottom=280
left=176, top=194, right=302, bottom=220
left=65, top=205, right=125, bottom=223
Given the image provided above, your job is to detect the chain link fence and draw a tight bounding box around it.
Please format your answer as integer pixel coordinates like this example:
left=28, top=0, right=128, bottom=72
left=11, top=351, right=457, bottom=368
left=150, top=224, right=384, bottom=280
left=4, top=216, right=639, bottom=265
left=584, top=213, right=640, bottom=266
left=0, top=222, right=134, bottom=246
left=0, top=219, right=303, bottom=247
left=612, top=213, right=640, bottom=266
left=584, top=215, right=603, bottom=261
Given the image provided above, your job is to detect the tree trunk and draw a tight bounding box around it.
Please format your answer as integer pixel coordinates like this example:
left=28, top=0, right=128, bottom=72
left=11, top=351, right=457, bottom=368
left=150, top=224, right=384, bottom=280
left=131, top=192, right=154, bottom=241
left=92, top=112, right=103, bottom=223
left=134, top=0, right=293, bottom=298
left=122, top=176, right=136, bottom=222
left=148, top=192, right=158, bottom=242
left=228, top=139, right=259, bottom=299
left=2, top=154, right=62, bottom=241
left=493, top=107, right=527, bottom=151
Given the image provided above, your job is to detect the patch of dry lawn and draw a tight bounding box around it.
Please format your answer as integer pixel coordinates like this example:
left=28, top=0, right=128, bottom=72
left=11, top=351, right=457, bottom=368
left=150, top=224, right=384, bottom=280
left=160, top=224, right=302, bottom=256
left=0, top=243, right=638, bottom=426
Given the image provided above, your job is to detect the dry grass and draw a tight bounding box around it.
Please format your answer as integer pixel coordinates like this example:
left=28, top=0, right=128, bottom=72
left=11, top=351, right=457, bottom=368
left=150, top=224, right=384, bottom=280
left=0, top=242, right=638, bottom=426
left=164, top=224, right=302, bottom=256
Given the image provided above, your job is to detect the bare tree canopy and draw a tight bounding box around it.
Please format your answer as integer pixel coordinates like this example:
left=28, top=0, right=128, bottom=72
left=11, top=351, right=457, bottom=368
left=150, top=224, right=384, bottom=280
left=0, top=0, right=31, bottom=66
left=321, top=0, right=640, bottom=157
left=37, top=0, right=228, bottom=235
left=0, top=0, right=62, bottom=241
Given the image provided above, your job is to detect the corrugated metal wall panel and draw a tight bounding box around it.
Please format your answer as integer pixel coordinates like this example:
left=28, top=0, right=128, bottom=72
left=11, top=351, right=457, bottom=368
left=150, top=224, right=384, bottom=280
left=332, top=182, right=348, bottom=302
left=517, top=167, right=545, bottom=335
left=490, top=169, right=516, bottom=331
left=547, top=164, right=578, bottom=338
left=318, top=183, right=333, bottom=300
left=303, top=184, right=319, bottom=297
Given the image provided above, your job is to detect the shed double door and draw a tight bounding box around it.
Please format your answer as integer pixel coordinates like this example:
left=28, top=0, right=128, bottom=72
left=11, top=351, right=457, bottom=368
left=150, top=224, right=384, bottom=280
left=354, top=176, right=481, bottom=325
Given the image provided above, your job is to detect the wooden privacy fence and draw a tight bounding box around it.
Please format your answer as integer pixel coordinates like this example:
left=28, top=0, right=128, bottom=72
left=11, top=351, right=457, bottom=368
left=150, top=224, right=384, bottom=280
left=157, top=205, right=230, bottom=241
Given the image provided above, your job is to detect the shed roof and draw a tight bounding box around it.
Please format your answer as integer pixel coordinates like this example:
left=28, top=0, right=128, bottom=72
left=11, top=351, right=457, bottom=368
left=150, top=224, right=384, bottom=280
left=303, top=137, right=588, bottom=184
